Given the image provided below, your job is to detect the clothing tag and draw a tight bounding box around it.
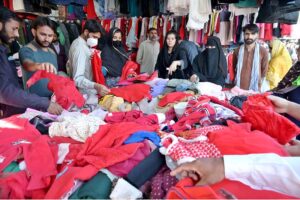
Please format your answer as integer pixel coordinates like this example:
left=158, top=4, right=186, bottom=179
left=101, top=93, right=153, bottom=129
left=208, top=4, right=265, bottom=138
left=0, top=155, right=5, bottom=163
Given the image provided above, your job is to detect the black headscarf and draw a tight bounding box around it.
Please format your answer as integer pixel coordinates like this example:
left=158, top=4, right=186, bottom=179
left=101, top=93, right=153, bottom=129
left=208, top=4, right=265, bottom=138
left=101, top=27, right=128, bottom=77
left=155, top=30, right=185, bottom=79
left=192, top=36, right=227, bottom=86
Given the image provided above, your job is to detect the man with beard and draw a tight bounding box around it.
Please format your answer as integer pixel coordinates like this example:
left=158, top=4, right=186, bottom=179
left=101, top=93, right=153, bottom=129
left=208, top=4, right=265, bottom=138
left=0, top=7, right=62, bottom=118
left=19, top=16, right=58, bottom=98
left=233, top=24, right=269, bottom=91
left=50, top=31, right=67, bottom=74
left=68, top=19, right=109, bottom=105
left=136, top=28, right=160, bottom=74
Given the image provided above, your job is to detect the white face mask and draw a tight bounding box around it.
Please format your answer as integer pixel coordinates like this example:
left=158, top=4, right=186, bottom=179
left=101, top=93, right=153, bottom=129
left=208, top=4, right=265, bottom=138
left=87, top=37, right=98, bottom=48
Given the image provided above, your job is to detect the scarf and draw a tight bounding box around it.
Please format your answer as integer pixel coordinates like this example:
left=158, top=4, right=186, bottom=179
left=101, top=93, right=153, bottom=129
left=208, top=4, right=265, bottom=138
left=236, top=43, right=260, bottom=91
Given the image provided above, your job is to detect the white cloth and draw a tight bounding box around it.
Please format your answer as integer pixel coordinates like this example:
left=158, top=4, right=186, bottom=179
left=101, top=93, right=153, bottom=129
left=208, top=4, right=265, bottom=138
left=186, top=0, right=211, bottom=30
left=235, top=43, right=260, bottom=91
left=195, top=82, right=226, bottom=100
left=228, top=4, right=258, bottom=16
left=110, top=178, right=143, bottom=200
left=68, top=37, right=97, bottom=96
left=126, top=17, right=138, bottom=50
left=49, top=114, right=106, bottom=142
left=224, top=154, right=300, bottom=198
left=167, top=0, right=190, bottom=16
left=136, top=39, right=160, bottom=74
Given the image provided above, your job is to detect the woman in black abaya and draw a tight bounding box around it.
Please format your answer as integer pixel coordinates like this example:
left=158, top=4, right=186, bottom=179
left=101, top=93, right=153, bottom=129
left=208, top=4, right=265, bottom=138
left=191, top=36, right=227, bottom=87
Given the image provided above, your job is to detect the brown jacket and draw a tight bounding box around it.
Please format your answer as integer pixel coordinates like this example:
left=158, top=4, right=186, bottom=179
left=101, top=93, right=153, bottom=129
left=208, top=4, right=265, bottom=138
left=233, top=45, right=269, bottom=90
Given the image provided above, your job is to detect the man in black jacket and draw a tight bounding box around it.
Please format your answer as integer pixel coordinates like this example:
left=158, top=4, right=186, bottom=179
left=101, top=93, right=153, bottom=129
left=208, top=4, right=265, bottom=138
left=0, top=7, right=62, bottom=119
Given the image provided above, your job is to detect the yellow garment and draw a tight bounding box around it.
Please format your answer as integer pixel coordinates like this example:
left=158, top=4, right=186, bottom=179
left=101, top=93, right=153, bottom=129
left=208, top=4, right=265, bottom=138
left=267, top=39, right=292, bottom=89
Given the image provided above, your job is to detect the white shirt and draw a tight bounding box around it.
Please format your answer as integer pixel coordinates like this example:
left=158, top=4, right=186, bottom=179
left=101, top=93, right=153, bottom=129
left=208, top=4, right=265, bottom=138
left=68, top=36, right=96, bottom=96
left=136, top=39, right=160, bottom=74
left=224, top=153, right=300, bottom=197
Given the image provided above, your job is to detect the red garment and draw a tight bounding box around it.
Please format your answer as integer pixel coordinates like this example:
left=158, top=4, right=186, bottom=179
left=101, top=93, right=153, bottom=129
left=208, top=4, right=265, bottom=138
left=45, top=165, right=98, bottom=199
left=27, top=70, right=85, bottom=109
left=158, top=92, right=192, bottom=107
left=119, top=61, right=139, bottom=82
left=91, top=49, right=105, bottom=85
left=102, top=19, right=111, bottom=32
left=172, top=105, right=216, bottom=132
left=105, top=110, right=159, bottom=128
left=0, top=171, right=29, bottom=199
left=166, top=121, right=293, bottom=199
left=264, top=23, right=273, bottom=41
left=227, top=53, right=235, bottom=82
left=209, top=120, right=289, bottom=156
left=0, top=116, right=40, bottom=171
left=167, top=177, right=296, bottom=199
left=175, top=125, right=225, bottom=140
left=110, top=83, right=151, bottom=102
left=23, top=136, right=58, bottom=191
left=162, top=134, right=222, bottom=163
left=215, top=14, right=220, bottom=33
left=107, top=141, right=151, bottom=177
left=202, top=95, right=243, bottom=116
left=118, top=71, right=158, bottom=86
left=85, top=0, right=97, bottom=19
left=75, top=122, right=157, bottom=169
left=179, top=16, right=186, bottom=39
left=280, top=24, right=292, bottom=36
left=105, top=110, right=144, bottom=123
left=0, top=116, right=59, bottom=199
left=242, top=94, right=300, bottom=144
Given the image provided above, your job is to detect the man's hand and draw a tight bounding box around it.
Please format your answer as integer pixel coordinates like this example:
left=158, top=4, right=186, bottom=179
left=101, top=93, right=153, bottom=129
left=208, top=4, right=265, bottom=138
left=267, top=95, right=289, bottom=113
left=170, top=157, right=225, bottom=186
left=39, top=62, right=57, bottom=74
left=285, top=140, right=300, bottom=156
left=190, top=74, right=199, bottom=83
left=95, top=84, right=110, bottom=96
left=47, top=102, right=63, bottom=115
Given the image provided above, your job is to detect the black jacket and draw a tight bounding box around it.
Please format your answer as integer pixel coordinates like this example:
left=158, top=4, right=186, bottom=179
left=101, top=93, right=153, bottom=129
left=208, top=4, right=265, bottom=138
left=0, top=44, right=49, bottom=119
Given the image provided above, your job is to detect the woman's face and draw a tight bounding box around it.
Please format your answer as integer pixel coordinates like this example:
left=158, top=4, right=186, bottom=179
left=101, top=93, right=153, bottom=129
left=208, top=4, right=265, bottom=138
left=166, top=33, right=176, bottom=48
left=113, top=32, right=122, bottom=41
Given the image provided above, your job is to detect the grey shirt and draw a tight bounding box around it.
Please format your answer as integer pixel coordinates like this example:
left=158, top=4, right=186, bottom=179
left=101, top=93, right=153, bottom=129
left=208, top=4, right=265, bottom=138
left=136, top=39, right=160, bottom=74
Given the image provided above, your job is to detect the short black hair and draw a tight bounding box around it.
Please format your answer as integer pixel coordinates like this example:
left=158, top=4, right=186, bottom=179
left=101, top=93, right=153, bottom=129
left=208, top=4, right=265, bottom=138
left=0, top=6, right=21, bottom=24
left=32, top=16, right=56, bottom=32
left=242, top=24, right=259, bottom=34
left=83, top=19, right=105, bottom=35
left=148, top=27, right=157, bottom=33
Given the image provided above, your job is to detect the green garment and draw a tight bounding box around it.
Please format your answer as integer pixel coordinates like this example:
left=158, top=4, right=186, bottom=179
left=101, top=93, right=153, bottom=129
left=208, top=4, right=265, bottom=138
left=3, top=161, right=20, bottom=173
left=292, top=76, right=300, bottom=86
left=235, top=0, right=258, bottom=7
left=69, top=172, right=112, bottom=199
left=57, top=26, right=65, bottom=46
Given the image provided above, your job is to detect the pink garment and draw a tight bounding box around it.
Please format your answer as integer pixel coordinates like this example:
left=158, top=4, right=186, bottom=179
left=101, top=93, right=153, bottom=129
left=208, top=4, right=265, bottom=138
left=161, top=134, right=222, bottom=164
left=150, top=166, right=178, bottom=199
left=27, top=70, right=85, bottom=109
left=107, top=141, right=151, bottom=177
